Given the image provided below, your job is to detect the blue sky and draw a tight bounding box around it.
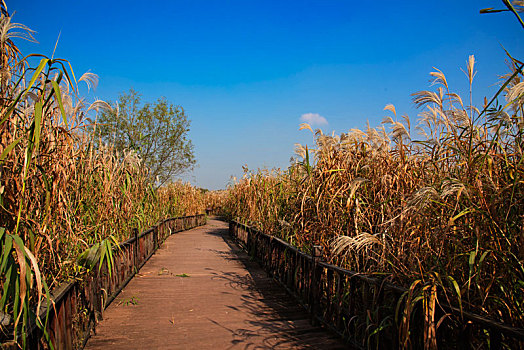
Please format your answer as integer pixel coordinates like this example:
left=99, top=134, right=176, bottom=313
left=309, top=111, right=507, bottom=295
left=10, top=0, right=524, bottom=190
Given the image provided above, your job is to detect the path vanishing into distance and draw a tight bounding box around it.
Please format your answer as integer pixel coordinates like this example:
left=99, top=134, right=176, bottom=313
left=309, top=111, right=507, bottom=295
left=85, top=218, right=347, bottom=349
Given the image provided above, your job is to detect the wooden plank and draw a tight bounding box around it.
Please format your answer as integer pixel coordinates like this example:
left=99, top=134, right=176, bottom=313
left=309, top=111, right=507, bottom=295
left=85, top=219, right=348, bottom=349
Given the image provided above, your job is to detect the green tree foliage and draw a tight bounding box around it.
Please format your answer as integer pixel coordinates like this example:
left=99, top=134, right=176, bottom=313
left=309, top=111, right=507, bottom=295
left=94, top=89, right=195, bottom=185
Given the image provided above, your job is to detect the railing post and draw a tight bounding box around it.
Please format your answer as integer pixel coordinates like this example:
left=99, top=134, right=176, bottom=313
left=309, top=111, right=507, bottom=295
left=247, top=226, right=254, bottom=256
left=310, top=245, right=323, bottom=326
left=153, top=226, right=158, bottom=250
left=133, top=228, right=138, bottom=271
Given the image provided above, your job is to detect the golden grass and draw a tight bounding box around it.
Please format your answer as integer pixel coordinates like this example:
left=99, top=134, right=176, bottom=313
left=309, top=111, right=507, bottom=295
left=0, top=6, right=205, bottom=344
left=223, top=57, right=524, bottom=333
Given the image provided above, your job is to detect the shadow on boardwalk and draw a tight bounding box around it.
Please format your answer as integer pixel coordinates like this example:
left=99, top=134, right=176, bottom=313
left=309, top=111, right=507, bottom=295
left=197, top=224, right=347, bottom=349
left=85, top=219, right=348, bottom=350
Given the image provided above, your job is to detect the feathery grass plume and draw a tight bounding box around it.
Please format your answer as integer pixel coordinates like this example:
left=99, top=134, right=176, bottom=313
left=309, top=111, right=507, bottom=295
left=384, top=103, right=396, bottom=116
left=0, top=13, right=37, bottom=43
left=382, top=115, right=411, bottom=143
left=87, top=99, right=113, bottom=114
left=392, top=119, right=411, bottom=142
left=349, top=177, right=369, bottom=200
left=78, top=71, right=99, bottom=92
left=412, top=89, right=444, bottom=110
left=299, top=122, right=313, bottom=133
left=405, top=186, right=439, bottom=213
left=347, top=128, right=367, bottom=143
left=294, top=143, right=307, bottom=159
left=446, top=109, right=470, bottom=126
left=332, top=233, right=382, bottom=256
left=430, top=67, right=449, bottom=90
left=506, top=81, right=524, bottom=107
left=462, top=55, right=477, bottom=86
left=440, top=178, right=468, bottom=201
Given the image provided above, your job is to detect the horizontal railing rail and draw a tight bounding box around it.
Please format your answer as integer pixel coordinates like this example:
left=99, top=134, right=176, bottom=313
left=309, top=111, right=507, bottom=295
left=22, top=214, right=206, bottom=349
left=229, top=219, right=524, bottom=349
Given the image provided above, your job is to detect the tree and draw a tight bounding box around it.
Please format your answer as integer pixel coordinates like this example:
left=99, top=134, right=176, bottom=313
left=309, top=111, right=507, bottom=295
left=94, top=89, right=195, bottom=185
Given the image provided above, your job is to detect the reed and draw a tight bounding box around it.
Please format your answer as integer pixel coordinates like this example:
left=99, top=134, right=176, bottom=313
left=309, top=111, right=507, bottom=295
left=223, top=55, right=524, bottom=344
left=0, top=5, right=205, bottom=346
left=202, top=189, right=227, bottom=214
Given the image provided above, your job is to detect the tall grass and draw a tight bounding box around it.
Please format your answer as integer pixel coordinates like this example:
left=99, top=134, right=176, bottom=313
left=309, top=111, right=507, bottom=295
left=202, top=189, right=227, bottom=214
left=223, top=55, right=524, bottom=336
left=0, top=5, right=204, bottom=345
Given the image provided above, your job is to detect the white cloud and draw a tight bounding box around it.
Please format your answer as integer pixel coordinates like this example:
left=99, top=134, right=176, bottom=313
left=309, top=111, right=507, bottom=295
left=300, top=113, right=328, bottom=126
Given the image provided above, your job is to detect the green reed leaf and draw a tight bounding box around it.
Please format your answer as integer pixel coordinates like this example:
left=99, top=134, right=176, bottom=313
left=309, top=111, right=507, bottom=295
left=51, top=79, right=68, bottom=127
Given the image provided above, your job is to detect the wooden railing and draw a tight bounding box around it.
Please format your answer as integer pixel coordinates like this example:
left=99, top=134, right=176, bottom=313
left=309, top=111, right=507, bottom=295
left=25, top=214, right=206, bottom=349
left=229, top=220, right=524, bottom=349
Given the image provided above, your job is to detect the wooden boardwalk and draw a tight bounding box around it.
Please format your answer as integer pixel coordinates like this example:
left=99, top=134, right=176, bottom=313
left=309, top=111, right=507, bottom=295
left=84, top=219, right=348, bottom=349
